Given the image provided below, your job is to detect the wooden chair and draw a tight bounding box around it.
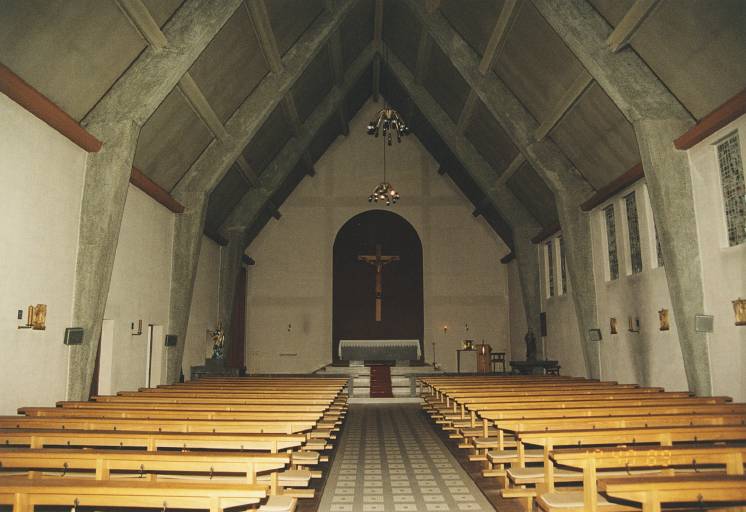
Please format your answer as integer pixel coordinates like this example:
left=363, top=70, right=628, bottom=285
left=490, top=352, right=506, bottom=373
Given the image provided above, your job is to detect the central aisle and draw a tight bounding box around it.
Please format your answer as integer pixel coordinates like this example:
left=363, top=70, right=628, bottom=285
left=319, top=404, right=494, bottom=511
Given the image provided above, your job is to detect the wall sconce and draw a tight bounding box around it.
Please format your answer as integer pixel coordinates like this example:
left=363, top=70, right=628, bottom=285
left=658, top=309, right=670, bottom=331
left=287, top=323, right=292, bottom=332
left=443, top=325, right=448, bottom=335
left=734, top=298, right=746, bottom=326
left=131, top=320, right=143, bottom=336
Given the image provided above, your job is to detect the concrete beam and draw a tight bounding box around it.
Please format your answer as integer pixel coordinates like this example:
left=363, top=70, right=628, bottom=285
left=530, top=0, right=710, bottom=394
left=248, top=0, right=317, bottom=176
left=165, top=195, right=209, bottom=383
left=372, top=0, right=383, bottom=101
left=222, top=44, right=376, bottom=240
left=387, top=46, right=545, bottom=360
left=326, top=0, right=350, bottom=136
left=480, top=0, right=521, bottom=74
left=217, top=233, right=246, bottom=356
left=495, top=153, right=526, bottom=188
left=209, top=45, right=375, bottom=358
left=406, top=0, right=600, bottom=377
left=606, top=0, right=661, bottom=52
left=67, top=0, right=241, bottom=401
left=173, top=0, right=357, bottom=203
left=530, top=0, right=690, bottom=123
left=456, top=0, right=520, bottom=134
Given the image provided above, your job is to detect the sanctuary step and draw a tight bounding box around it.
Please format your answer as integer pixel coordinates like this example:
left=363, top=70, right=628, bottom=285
left=369, top=365, right=393, bottom=398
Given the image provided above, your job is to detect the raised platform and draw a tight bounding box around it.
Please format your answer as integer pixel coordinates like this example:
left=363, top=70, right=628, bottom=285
left=315, top=362, right=444, bottom=398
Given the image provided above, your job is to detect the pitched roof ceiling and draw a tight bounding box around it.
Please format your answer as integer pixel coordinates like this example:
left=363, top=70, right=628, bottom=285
left=2, top=0, right=745, bottom=252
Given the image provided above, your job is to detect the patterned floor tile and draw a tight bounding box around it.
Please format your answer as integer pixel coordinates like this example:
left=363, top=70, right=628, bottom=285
left=317, top=404, right=495, bottom=511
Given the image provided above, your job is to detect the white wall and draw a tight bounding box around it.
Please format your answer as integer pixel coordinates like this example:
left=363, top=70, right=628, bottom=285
left=0, top=93, right=86, bottom=414
left=100, top=185, right=174, bottom=393
left=540, top=114, right=746, bottom=396
left=689, top=115, right=746, bottom=400
left=538, top=240, right=587, bottom=378
left=588, top=181, right=688, bottom=390
left=183, top=236, right=221, bottom=377
left=245, top=99, right=511, bottom=374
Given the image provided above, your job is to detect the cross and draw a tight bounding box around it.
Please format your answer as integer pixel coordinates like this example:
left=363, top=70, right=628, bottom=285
left=358, top=244, right=400, bottom=322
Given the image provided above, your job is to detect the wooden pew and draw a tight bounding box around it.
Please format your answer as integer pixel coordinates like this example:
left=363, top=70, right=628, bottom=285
left=599, top=474, right=746, bottom=512
left=501, top=425, right=746, bottom=509
left=0, top=448, right=289, bottom=484
left=0, top=428, right=307, bottom=452
left=0, top=416, right=319, bottom=435
left=0, top=477, right=275, bottom=512
left=538, top=445, right=746, bottom=512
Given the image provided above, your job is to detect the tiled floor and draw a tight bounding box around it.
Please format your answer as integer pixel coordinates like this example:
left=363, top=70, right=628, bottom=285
left=318, top=404, right=495, bottom=511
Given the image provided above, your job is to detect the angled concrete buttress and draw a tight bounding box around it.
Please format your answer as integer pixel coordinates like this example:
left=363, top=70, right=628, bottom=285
left=163, top=0, right=362, bottom=379
left=66, top=0, right=242, bottom=400
left=531, top=0, right=711, bottom=394
left=164, top=195, right=208, bottom=384
left=386, top=48, right=546, bottom=360
left=213, top=44, right=376, bottom=358
left=405, top=0, right=600, bottom=377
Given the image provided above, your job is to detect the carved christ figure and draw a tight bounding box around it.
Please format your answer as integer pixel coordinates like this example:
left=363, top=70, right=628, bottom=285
left=358, top=244, right=400, bottom=322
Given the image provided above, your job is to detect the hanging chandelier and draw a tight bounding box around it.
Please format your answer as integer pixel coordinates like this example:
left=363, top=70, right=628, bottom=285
left=367, top=107, right=409, bottom=145
left=368, top=131, right=400, bottom=205
left=367, top=45, right=405, bottom=205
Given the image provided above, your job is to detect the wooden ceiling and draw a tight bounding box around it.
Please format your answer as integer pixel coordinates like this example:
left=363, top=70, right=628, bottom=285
left=1, top=0, right=744, bottom=250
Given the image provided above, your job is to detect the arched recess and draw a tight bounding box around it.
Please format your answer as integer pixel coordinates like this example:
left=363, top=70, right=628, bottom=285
left=332, top=209, right=424, bottom=363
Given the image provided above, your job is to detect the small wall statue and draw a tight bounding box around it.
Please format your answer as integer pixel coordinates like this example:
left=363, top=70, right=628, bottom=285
left=525, top=327, right=537, bottom=362
left=658, top=308, right=670, bottom=331
left=209, top=322, right=225, bottom=360
left=734, top=298, right=746, bottom=326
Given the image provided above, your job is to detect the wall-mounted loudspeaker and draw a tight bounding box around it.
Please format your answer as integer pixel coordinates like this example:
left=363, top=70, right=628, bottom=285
left=164, top=334, right=178, bottom=347
left=695, top=315, right=714, bottom=333
left=63, top=327, right=84, bottom=345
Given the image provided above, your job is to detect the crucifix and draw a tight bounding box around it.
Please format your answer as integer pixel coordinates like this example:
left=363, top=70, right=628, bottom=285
left=358, top=244, right=400, bottom=322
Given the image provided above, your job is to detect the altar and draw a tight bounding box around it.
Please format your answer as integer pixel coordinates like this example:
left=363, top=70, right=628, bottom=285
left=339, top=339, right=421, bottom=362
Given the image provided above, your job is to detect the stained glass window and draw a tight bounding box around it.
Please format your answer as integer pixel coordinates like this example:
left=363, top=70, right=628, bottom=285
left=717, top=133, right=746, bottom=246
left=624, top=192, right=643, bottom=273
left=654, top=224, right=664, bottom=267
left=604, top=205, right=619, bottom=280
left=559, top=236, right=567, bottom=294
left=546, top=240, right=555, bottom=297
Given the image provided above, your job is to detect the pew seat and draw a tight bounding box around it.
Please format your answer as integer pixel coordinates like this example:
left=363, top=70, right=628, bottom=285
left=599, top=474, right=746, bottom=512
left=0, top=476, right=268, bottom=512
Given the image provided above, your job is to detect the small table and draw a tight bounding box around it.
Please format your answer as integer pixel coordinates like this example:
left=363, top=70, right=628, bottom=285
left=509, top=359, right=560, bottom=375
left=456, top=348, right=476, bottom=373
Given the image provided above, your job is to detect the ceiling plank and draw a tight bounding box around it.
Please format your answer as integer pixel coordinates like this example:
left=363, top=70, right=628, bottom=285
left=534, top=70, right=593, bottom=141
left=494, top=153, right=526, bottom=188
left=172, top=0, right=358, bottom=203
left=456, top=0, right=520, bottom=134
left=605, top=0, right=661, bottom=53
left=221, top=44, right=376, bottom=242
left=247, top=0, right=317, bottom=175
left=479, top=0, right=522, bottom=74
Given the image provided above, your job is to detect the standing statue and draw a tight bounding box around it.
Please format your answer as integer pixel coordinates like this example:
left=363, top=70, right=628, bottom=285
left=525, top=327, right=537, bottom=362
left=209, top=322, right=225, bottom=360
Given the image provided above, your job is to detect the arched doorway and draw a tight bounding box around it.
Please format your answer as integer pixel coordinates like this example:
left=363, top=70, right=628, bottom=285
left=332, top=210, right=424, bottom=364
